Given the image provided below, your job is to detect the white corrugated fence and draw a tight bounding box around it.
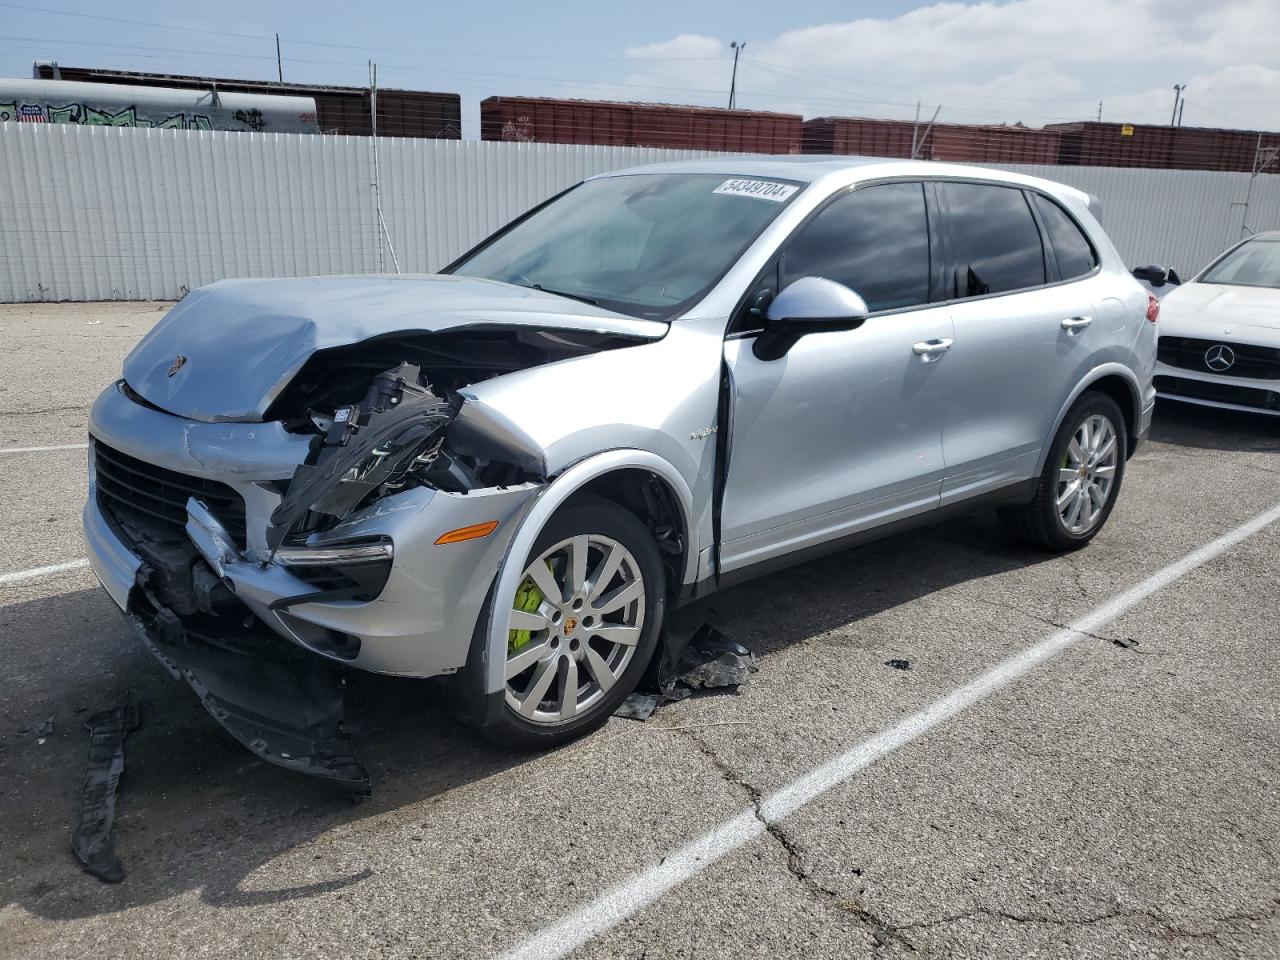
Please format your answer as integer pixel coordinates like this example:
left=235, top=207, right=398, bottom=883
left=2, top=122, right=1278, bottom=302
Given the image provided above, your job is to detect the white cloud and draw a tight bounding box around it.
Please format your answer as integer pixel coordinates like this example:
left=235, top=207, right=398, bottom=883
left=597, top=0, right=1280, bottom=130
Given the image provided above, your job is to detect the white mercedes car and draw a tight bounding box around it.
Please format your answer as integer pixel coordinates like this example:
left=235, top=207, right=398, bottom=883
left=1154, top=232, right=1280, bottom=416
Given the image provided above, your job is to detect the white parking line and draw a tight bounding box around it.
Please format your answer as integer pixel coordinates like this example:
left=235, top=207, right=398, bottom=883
left=0, top=443, right=89, bottom=455
left=496, top=501, right=1280, bottom=960
left=0, top=558, right=91, bottom=587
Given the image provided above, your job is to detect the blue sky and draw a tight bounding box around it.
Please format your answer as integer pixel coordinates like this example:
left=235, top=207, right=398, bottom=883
left=2, top=0, right=1277, bottom=135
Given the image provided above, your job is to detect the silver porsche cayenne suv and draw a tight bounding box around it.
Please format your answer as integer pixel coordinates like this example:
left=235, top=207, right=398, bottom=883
left=84, top=157, right=1156, bottom=786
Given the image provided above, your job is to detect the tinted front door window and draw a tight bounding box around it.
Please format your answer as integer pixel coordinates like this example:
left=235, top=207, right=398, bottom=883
left=783, top=182, right=931, bottom=312
left=942, top=183, right=1045, bottom=297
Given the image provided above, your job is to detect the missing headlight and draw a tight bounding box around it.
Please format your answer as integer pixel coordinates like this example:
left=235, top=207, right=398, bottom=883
left=266, top=363, right=456, bottom=551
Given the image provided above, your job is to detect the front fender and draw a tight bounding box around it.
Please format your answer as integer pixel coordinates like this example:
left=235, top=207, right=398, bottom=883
left=478, top=449, right=697, bottom=702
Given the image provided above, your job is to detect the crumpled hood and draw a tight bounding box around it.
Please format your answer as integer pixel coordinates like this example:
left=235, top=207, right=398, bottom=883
left=123, top=275, right=666, bottom=422
left=1160, top=281, right=1280, bottom=334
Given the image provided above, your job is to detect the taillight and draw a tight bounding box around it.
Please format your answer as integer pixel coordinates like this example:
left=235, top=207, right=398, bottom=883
left=1146, top=293, right=1160, bottom=323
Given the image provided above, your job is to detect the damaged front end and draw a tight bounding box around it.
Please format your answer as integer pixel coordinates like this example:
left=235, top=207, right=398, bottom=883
left=89, top=298, right=661, bottom=790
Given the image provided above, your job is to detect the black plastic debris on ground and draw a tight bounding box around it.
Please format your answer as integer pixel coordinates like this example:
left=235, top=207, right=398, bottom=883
left=884, top=658, right=911, bottom=671
left=615, top=623, right=758, bottom=722
left=71, top=697, right=141, bottom=884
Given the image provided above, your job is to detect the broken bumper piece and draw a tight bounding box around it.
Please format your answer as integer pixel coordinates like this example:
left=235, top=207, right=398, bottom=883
left=129, top=605, right=371, bottom=793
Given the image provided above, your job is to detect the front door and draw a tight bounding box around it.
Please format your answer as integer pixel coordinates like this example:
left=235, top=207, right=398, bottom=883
left=719, top=181, right=953, bottom=575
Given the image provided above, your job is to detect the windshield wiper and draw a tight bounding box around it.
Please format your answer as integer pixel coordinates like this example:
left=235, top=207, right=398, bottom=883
left=526, top=282, right=599, bottom=306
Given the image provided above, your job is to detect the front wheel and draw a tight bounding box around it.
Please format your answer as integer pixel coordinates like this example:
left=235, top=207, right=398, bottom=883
left=1000, top=391, right=1127, bottom=551
left=469, top=495, right=664, bottom=751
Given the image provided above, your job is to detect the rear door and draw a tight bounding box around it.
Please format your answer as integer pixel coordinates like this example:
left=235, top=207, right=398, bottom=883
left=719, top=181, right=954, bottom=574
left=935, top=181, right=1100, bottom=503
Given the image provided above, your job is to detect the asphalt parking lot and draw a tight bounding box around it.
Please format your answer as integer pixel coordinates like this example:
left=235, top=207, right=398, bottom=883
left=1, top=301, right=1278, bottom=960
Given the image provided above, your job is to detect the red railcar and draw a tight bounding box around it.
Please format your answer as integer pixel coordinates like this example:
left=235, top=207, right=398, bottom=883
left=481, top=97, right=802, bottom=153
left=803, top=116, right=1059, bottom=165
left=1047, top=122, right=1280, bottom=173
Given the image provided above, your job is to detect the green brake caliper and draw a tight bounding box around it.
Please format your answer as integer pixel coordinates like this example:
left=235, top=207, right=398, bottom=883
left=508, top=566, right=548, bottom=653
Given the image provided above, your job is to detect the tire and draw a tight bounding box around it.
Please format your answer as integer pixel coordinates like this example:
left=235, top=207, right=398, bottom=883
left=1000, top=391, right=1127, bottom=552
left=464, top=494, right=664, bottom=751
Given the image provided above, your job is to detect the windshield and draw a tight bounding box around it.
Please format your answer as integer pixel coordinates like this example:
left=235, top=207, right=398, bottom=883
left=447, top=173, right=802, bottom=320
left=1200, top=239, right=1280, bottom=288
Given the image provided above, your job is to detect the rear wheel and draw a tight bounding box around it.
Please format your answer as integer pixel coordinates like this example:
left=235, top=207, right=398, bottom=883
left=1001, top=392, right=1127, bottom=551
left=471, top=495, right=663, bottom=750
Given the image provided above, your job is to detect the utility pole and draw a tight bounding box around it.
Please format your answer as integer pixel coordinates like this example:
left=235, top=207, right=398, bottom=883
left=1096, top=101, right=1102, bottom=122
left=275, top=33, right=283, bottom=82
left=911, top=100, right=921, bottom=157
left=369, top=61, right=400, bottom=275
left=1176, top=98, right=1185, bottom=127
left=728, top=41, right=744, bottom=110
left=1234, top=135, right=1279, bottom=239
left=912, top=105, right=941, bottom=159
left=1170, top=84, right=1185, bottom=126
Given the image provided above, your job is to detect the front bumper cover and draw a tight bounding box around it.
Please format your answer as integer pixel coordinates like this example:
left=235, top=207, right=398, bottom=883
left=128, top=592, right=371, bottom=792
left=1154, top=361, right=1280, bottom=416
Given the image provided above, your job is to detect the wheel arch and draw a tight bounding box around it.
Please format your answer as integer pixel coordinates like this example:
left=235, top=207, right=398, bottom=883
left=571, top=468, right=690, bottom=595
left=479, top=450, right=696, bottom=701
left=1036, top=365, right=1142, bottom=475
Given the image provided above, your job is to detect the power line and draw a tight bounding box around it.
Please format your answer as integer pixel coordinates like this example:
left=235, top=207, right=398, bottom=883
left=0, top=44, right=1207, bottom=130
left=1, top=9, right=1268, bottom=132
left=743, top=55, right=1192, bottom=109
left=0, top=1, right=726, bottom=62
left=0, top=0, right=265, bottom=41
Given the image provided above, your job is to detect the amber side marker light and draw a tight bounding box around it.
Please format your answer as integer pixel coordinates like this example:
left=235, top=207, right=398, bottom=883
left=435, top=520, right=500, bottom=545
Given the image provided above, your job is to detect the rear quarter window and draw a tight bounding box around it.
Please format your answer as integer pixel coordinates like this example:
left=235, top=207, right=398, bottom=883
left=1033, top=194, right=1098, bottom=280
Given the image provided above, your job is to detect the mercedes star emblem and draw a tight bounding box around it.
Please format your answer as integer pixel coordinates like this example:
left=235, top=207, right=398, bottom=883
left=167, top=354, right=187, bottom=377
left=1203, top=344, right=1236, bottom=372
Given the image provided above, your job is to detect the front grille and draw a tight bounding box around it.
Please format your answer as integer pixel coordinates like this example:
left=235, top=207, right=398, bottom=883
left=93, top=440, right=247, bottom=547
left=1157, top=336, right=1280, bottom=380
left=1155, top=375, right=1280, bottom=412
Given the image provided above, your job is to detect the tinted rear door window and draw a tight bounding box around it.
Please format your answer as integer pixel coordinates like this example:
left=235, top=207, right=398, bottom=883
left=1033, top=194, right=1098, bottom=280
left=942, top=182, right=1045, bottom=297
left=783, top=182, right=931, bottom=312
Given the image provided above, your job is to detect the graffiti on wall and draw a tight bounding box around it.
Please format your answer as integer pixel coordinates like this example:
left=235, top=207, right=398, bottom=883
left=500, top=115, right=535, bottom=142
left=0, top=101, right=215, bottom=130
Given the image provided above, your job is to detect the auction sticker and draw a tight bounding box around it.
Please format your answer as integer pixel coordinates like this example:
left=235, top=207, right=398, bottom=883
left=712, top=179, right=798, bottom=202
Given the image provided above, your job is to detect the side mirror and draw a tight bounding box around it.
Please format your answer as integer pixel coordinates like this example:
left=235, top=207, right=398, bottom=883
left=1132, top=264, right=1171, bottom=287
left=754, top=277, right=870, bottom=360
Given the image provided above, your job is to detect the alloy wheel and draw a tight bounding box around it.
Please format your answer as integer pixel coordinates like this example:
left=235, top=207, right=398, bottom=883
left=504, top=534, right=646, bottom=725
left=1056, top=413, right=1119, bottom=535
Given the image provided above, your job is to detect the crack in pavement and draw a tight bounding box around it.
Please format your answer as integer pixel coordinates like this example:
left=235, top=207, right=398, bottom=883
left=1062, top=552, right=1092, bottom=604
left=0, top=403, right=92, bottom=417
left=899, top=899, right=1280, bottom=943
left=676, top=728, right=917, bottom=951
left=967, top=595, right=1152, bottom=653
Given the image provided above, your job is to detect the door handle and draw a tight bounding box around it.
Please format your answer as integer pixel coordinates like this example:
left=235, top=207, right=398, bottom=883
left=912, top=338, right=954, bottom=360
left=1061, top=316, right=1093, bottom=331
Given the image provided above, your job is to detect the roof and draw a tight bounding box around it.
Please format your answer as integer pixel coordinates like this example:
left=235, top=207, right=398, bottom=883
left=592, top=155, right=1093, bottom=205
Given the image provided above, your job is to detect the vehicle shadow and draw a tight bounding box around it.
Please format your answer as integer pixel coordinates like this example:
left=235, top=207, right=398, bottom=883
left=1150, top=398, right=1280, bottom=453
left=2, top=508, right=1053, bottom=924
